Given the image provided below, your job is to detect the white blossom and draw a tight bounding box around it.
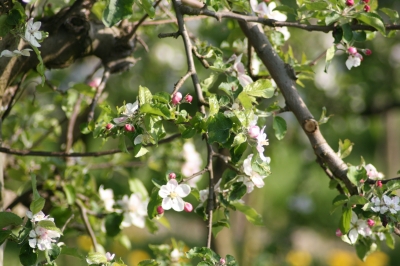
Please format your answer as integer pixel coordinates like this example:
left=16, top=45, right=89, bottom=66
left=0, top=49, right=32, bottom=57
left=364, top=164, right=384, bottom=180
left=181, top=142, right=203, bottom=186
left=123, top=101, right=139, bottom=116
left=241, top=154, right=265, bottom=193
left=171, top=249, right=181, bottom=262
left=345, top=53, right=363, bottom=70
left=26, top=211, right=54, bottom=223
left=386, top=195, right=400, bottom=214
left=348, top=211, right=372, bottom=244
left=256, top=126, right=270, bottom=162
left=106, top=252, right=115, bottom=262
left=158, top=179, right=191, bottom=212
left=232, top=54, right=253, bottom=87
left=29, top=226, right=60, bottom=251
left=371, top=196, right=389, bottom=214
left=113, top=116, right=128, bottom=126
left=99, top=185, right=115, bottom=212
left=117, top=194, right=148, bottom=228
left=25, top=18, right=42, bottom=47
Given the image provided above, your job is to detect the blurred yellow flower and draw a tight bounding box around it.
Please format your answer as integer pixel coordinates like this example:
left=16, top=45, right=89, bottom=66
left=328, top=250, right=389, bottom=266
left=357, top=251, right=389, bottom=266
left=286, top=250, right=312, bottom=266
left=77, top=235, right=93, bottom=252
left=128, top=249, right=151, bottom=266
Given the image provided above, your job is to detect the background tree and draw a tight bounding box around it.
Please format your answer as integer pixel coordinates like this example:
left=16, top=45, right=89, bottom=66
left=0, top=0, right=400, bottom=265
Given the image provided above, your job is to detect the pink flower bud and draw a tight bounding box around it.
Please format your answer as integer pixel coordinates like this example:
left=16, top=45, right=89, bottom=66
left=124, top=124, right=135, bottom=132
left=345, top=0, right=354, bottom=6
left=248, top=125, right=260, bottom=138
left=364, top=5, right=371, bottom=12
left=219, top=258, right=226, bottom=265
left=335, top=229, right=342, bottom=237
left=184, top=202, right=193, bottom=212
left=169, top=172, right=176, bottom=179
left=157, top=206, right=164, bottom=215
left=88, top=77, right=101, bottom=88
left=365, top=49, right=372, bottom=56
left=106, top=123, right=113, bottom=130
left=185, top=94, right=193, bottom=103
left=376, top=180, right=382, bottom=188
left=347, top=47, right=357, bottom=56
left=367, top=219, right=375, bottom=227
left=360, top=179, right=365, bottom=183
left=172, top=92, right=183, bottom=105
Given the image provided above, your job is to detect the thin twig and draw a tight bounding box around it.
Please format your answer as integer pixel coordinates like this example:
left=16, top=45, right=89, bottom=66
left=192, top=47, right=210, bottom=68
left=65, top=94, right=83, bottom=154
left=0, top=133, right=181, bottom=157
left=141, top=16, right=207, bottom=26
left=158, top=32, right=180, bottom=38
left=173, top=71, right=192, bottom=95
left=181, top=168, right=209, bottom=183
left=309, top=50, right=327, bottom=67
left=61, top=214, right=75, bottom=232
left=76, top=199, right=98, bottom=252
left=87, top=67, right=110, bottom=122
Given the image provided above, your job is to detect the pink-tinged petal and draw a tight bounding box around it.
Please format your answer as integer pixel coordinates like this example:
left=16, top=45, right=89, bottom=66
left=176, top=184, right=191, bottom=197
left=162, top=197, right=173, bottom=210
left=238, top=74, right=253, bottom=88
left=158, top=186, right=171, bottom=198
left=251, top=174, right=264, bottom=188
left=172, top=197, right=185, bottom=211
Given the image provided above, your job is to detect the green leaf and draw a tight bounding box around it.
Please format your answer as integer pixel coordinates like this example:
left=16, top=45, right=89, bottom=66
left=37, top=220, right=62, bottom=234
left=129, top=178, right=149, bottom=199
left=140, top=103, right=170, bottom=118
left=0, top=212, right=23, bottom=228
left=332, top=194, right=348, bottom=208
left=272, top=5, right=296, bottom=15
left=132, top=144, right=148, bottom=157
left=355, top=240, right=375, bottom=261
left=105, top=213, right=123, bottom=237
left=380, top=8, right=399, bottom=23
left=207, top=113, right=233, bottom=145
left=385, top=231, right=395, bottom=249
left=232, top=133, right=246, bottom=147
left=237, top=91, right=254, bottom=108
left=153, top=92, right=170, bottom=104
left=135, top=0, right=155, bottom=18
left=138, top=260, right=159, bottom=266
left=209, top=95, right=220, bottom=116
left=228, top=183, right=247, bottom=201
left=325, top=45, right=336, bottom=73
left=60, top=247, right=85, bottom=259
left=48, top=244, right=61, bottom=261
left=31, top=173, right=41, bottom=200
left=138, top=85, right=153, bottom=106
left=0, top=230, right=11, bottom=246
left=352, top=31, right=366, bottom=42
left=273, top=116, right=287, bottom=140
left=342, top=23, right=353, bottom=43
left=230, top=202, right=263, bottom=226
left=305, top=1, right=328, bottom=11
left=338, top=139, right=354, bottom=159
left=226, top=254, right=239, bottom=266
left=186, top=247, right=220, bottom=262
left=30, top=197, right=45, bottom=215
left=118, top=136, right=129, bottom=153
left=64, top=184, right=76, bottom=205
left=347, top=166, right=367, bottom=186
left=19, top=243, right=38, bottom=266
left=147, top=188, right=163, bottom=219
left=86, top=252, right=108, bottom=264
left=103, top=0, right=134, bottom=27
left=318, top=106, right=332, bottom=125
left=385, top=180, right=400, bottom=193
left=325, top=12, right=341, bottom=25
left=339, top=207, right=352, bottom=234
left=243, top=79, right=274, bottom=99
left=355, top=12, right=385, bottom=36
left=347, top=195, right=368, bottom=208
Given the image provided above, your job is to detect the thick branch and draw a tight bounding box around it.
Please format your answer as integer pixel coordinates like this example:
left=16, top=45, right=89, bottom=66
left=239, top=21, right=357, bottom=195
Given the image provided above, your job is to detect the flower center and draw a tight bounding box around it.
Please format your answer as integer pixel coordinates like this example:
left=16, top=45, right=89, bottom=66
left=170, top=192, right=177, bottom=199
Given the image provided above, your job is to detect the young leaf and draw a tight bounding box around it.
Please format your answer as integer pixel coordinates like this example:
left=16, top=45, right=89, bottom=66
left=138, top=85, right=153, bottom=106
left=230, top=202, right=264, bottom=226
left=347, top=195, right=368, bottom=208
left=347, top=166, right=367, bottom=186
left=339, top=207, right=352, bottom=234
left=243, top=79, right=274, bottom=99
left=338, top=139, right=354, bottom=159
left=103, top=0, right=134, bottom=27
left=355, top=13, right=385, bottom=36
left=207, top=113, right=233, bottom=144
left=0, top=212, right=23, bottom=228
left=325, top=45, right=336, bottom=73
left=30, top=197, right=45, bottom=215
left=273, top=116, right=287, bottom=140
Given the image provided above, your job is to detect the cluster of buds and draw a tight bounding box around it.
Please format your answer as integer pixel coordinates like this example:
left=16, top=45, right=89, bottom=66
left=345, top=0, right=370, bottom=12
left=171, top=92, right=193, bottom=105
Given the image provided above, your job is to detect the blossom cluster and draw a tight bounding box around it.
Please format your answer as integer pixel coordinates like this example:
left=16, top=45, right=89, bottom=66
left=370, top=195, right=400, bottom=215
left=26, top=211, right=61, bottom=251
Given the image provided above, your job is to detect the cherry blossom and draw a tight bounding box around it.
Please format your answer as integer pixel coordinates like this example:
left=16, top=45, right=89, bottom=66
left=99, top=185, right=115, bottom=212
left=158, top=179, right=191, bottom=212
left=0, top=49, right=32, bottom=57
left=386, top=196, right=400, bottom=214
left=346, top=53, right=363, bottom=70
left=25, top=18, right=42, bottom=47
left=348, top=211, right=371, bottom=244
left=29, top=226, right=61, bottom=251
left=117, top=194, right=148, bottom=228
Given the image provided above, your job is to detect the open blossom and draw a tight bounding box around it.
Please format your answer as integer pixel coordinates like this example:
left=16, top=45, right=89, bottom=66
left=346, top=53, right=363, bottom=70
left=158, top=179, right=191, bottom=212
left=240, top=154, right=266, bottom=193
left=256, top=126, right=270, bottom=162
left=123, top=101, right=139, bottom=116
left=26, top=211, right=54, bottom=223
left=250, top=0, right=290, bottom=41
left=25, top=18, right=42, bottom=47
left=0, top=49, right=32, bottom=57
left=364, top=164, right=384, bottom=180
left=348, top=211, right=372, bottom=244
left=99, top=185, right=115, bottom=212
left=29, top=226, right=60, bottom=251
left=117, top=194, right=148, bottom=228
left=106, top=252, right=115, bottom=262
left=232, top=54, right=253, bottom=88
left=371, top=196, right=389, bottom=214
left=386, top=196, right=400, bottom=214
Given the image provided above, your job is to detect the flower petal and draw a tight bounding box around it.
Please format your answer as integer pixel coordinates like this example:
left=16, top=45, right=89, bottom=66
left=172, top=197, right=184, bottom=211
left=162, top=197, right=173, bottom=210
left=176, top=184, right=191, bottom=197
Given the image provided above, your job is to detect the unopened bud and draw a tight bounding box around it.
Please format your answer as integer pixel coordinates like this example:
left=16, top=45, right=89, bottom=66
left=184, top=202, right=193, bottom=212
left=346, top=0, right=354, bottom=6
left=157, top=206, right=164, bottom=215
left=364, top=49, right=372, bottom=56
left=335, top=229, right=342, bottom=237
left=185, top=94, right=193, bottom=103
left=364, top=5, right=371, bottom=12
left=172, top=92, right=183, bottom=105
left=169, top=172, right=176, bottom=179
left=219, top=258, right=226, bottom=265
left=106, top=123, right=113, bottom=130
left=248, top=125, right=260, bottom=138
left=376, top=180, right=383, bottom=188
left=347, top=47, right=357, bottom=55
left=367, top=219, right=375, bottom=227
left=124, top=124, right=135, bottom=132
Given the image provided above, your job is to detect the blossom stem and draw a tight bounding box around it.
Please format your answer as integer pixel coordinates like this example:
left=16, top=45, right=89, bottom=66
left=76, top=199, right=98, bottom=252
